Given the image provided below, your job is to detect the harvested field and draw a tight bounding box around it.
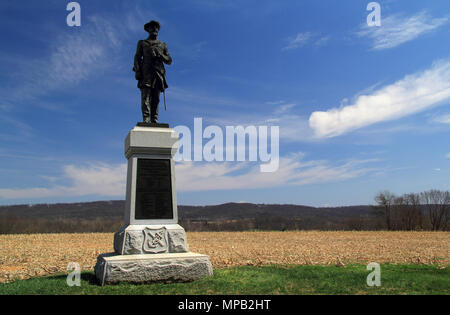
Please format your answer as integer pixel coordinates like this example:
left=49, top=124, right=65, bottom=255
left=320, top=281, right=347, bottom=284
left=0, top=231, right=449, bottom=283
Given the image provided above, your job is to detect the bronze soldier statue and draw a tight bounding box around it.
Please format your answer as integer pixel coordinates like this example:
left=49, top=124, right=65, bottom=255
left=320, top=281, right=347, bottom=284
left=133, top=20, right=172, bottom=123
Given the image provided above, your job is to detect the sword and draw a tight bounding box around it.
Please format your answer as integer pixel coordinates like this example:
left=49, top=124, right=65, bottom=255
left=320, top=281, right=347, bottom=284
left=163, top=89, right=167, bottom=110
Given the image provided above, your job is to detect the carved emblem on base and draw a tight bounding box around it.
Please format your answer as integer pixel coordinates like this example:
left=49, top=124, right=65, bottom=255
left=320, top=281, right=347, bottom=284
left=143, top=227, right=168, bottom=253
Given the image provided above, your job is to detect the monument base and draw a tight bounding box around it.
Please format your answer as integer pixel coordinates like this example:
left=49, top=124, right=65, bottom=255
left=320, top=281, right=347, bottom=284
left=114, top=224, right=189, bottom=255
left=94, top=252, right=213, bottom=285
left=93, top=125, right=213, bottom=285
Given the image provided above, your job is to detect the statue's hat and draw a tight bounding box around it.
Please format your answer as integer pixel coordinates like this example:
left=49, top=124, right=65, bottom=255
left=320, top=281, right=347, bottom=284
left=144, top=20, right=161, bottom=32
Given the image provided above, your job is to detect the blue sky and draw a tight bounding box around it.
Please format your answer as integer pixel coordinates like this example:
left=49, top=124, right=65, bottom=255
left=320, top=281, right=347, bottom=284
left=0, top=0, right=449, bottom=206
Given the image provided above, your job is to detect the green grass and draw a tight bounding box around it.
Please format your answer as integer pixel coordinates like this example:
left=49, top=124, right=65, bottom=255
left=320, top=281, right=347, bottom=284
left=0, top=264, right=448, bottom=295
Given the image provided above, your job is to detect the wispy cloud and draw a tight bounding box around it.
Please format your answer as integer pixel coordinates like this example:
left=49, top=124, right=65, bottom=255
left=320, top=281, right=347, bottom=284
left=265, top=113, right=315, bottom=143
left=176, top=155, right=379, bottom=192
left=265, top=100, right=286, bottom=105
left=446, top=153, right=450, bottom=159
left=205, top=101, right=316, bottom=143
left=0, top=11, right=144, bottom=141
left=168, top=86, right=254, bottom=109
left=283, top=32, right=313, bottom=50
left=33, top=17, right=119, bottom=91
left=172, top=41, right=207, bottom=61
left=0, top=155, right=378, bottom=200
left=309, top=59, right=450, bottom=138
left=357, top=11, right=448, bottom=50
left=282, top=32, right=330, bottom=51
left=273, top=103, right=296, bottom=115
left=314, top=35, right=330, bottom=47
left=0, top=114, right=34, bottom=141
left=2, top=13, right=139, bottom=106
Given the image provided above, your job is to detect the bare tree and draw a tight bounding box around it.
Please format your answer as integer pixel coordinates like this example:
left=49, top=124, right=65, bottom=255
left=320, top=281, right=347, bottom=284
left=395, top=193, right=423, bottom=230
left=374, top=191, right=396, bottom=230
left=420, top=190, right=449, bottom=231
left=406, top=192, right=424, bottom=230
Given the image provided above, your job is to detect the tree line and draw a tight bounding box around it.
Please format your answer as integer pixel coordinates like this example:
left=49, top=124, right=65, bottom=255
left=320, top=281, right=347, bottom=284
left=0, top=189, right=448, bottom=233
left=374, top=189, right=449, bottom=231
left=0, top=215, right=123, bottom=234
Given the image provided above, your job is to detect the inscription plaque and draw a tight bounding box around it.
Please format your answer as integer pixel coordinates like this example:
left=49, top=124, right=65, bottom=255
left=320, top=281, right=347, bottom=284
left=135, top=158, right=173, bottom=220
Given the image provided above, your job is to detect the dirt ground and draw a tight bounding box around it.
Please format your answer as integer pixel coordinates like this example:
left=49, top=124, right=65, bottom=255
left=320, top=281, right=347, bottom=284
left=1, top=231, right=449, bottom=283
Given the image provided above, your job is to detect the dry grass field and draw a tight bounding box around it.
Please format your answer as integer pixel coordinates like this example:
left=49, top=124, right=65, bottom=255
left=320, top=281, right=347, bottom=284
left=1, top=231, right=449, bottom=283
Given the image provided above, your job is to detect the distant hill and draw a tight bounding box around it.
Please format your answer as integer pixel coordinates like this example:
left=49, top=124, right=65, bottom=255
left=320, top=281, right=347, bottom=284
left=0, top=200, right=374, bottom=221
left=0, top=199, right=445, bottom=233
left=0, top=201, right=124, bottom=220
left=179, top=203, right=374, bottom=220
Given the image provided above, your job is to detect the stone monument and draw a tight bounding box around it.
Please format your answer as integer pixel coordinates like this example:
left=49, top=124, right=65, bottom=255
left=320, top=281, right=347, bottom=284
left=94, top=125, right=213, bottom=285
left=94, top=20, right=213, bottom=285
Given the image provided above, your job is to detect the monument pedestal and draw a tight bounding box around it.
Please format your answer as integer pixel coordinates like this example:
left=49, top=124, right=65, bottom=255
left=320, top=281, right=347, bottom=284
left=94, top=125, right=213, bottom=285
left=113, top=224, right=189, bottom=255
left=95, top=253, right=213, bottom=285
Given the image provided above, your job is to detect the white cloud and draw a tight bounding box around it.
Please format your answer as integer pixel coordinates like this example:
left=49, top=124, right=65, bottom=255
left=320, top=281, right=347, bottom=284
left=63, top=164, right=126, bottom=196
left=309, top=60, right=450, bottom=138
left=446, top=153, right=450, bottom=159
left=0, top=163, right=126, bottom=200
left=357, top=11, right=448, bottom=50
